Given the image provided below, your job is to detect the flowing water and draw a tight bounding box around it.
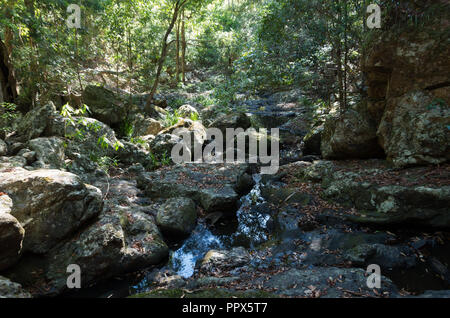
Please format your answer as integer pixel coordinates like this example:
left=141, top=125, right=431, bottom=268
left=137, top=174, right=270, bottom=285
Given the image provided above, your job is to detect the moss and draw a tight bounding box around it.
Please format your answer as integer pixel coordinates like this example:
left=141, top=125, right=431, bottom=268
left=129, top=288, right=278, bottom=298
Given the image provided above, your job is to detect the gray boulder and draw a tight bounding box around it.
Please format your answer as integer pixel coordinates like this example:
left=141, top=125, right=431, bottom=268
left=321, top=109, right=384, bottom=159
left=81, top=85, right=127, bottom=126
left=0, top=168, right=103, bottom=253
left=28, top=137, right=65, bottom=169
left=150, top=133, right=182, bottom=158
left=201, top=247, right=250, bottom=274
left=15, top=102, right=57, bottom=142
left=377, top=90, right=450, bottom=167
left=0, top=194, right=24, bottom=271
left=156, top=197, right=197, bottom=236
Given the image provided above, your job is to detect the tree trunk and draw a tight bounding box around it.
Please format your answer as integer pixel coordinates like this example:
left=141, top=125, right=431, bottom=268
left=146, top=0, right=187, bottom=107
left=176, top=19, right=181, bottom=83
left=181, top=9, right=187, bottom=84
left=0, top=39, right=18, bottom=104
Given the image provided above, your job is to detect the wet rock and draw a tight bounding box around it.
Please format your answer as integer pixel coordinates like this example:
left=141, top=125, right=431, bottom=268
left=0, top=276, right=32, bottom=298
left=344, top=243, right=416, bottom=269
left=156, top=197, right=197, bottom=237
left=235, top=173, right=255, bottom=195
left=261, top=186, right=311, bottom=206
left=0, top=194, right=24, bottom=271
left=0, top=168, right=103, bottom=253
left=377, top=90, right=450, bottom=167
left=264, top=267, right=397, bottom=297
left=321, top=108, right=384, bottom=159
left=413, top=290, right=450, bottom=298
left=200, top=247, right=250, bottom=273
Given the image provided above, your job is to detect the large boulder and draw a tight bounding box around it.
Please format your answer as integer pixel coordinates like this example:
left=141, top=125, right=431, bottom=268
left=5, top=177, right=169, bottom=296
left=161, top=119, right=207, bottom=159
left=0, top=194, right=24, bottom=271
left=150, top=133, right=182, bottom=158
left=15, top=102, right=57, bottom=142
left=81, top=85, right=127, bottom=126
left=377, top=90, right=450, bottom=167
left=156, top=197, right=197, bottom=236
left=363, top=23, right=450, bottom=108
left=361, top=20, right=450, bottom=165
left=133, top=115, right=163, bottom=136
left=0, top=276, right=32, bottom=298
left=44, top=210, right=168, bottom=294
left=0, top=168, right=103, bottom=253
left=321, top=109, right=384, bottom=159
left=200, top=247, right=250, bottom=274
left=322, top=167, right=450, bottom=228
left=28, top=137, right=65, bottom=169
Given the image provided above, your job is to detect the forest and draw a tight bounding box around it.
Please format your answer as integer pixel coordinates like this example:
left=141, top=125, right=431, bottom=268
left=0, top=0, right=449, bottom=300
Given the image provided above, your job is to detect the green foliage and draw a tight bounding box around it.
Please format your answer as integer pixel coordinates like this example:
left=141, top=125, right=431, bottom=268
left=130, top=137, right=147, bottom=146
left=168, top=98, right=187, bottom=109
left=60, top=103, right=123, bottom=151
left=212, top=78, right=237, bottom=107
left=89, top=154, right=119, bottom=173
left=0, top=102, right=19, bottom=133
left=119, top=119, right=134, bottom=138
left=189, top=112, right=199, bottom=121
left=147, top=151, right=171, bottom=170
left=164, top=109, right=180, bottom=127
